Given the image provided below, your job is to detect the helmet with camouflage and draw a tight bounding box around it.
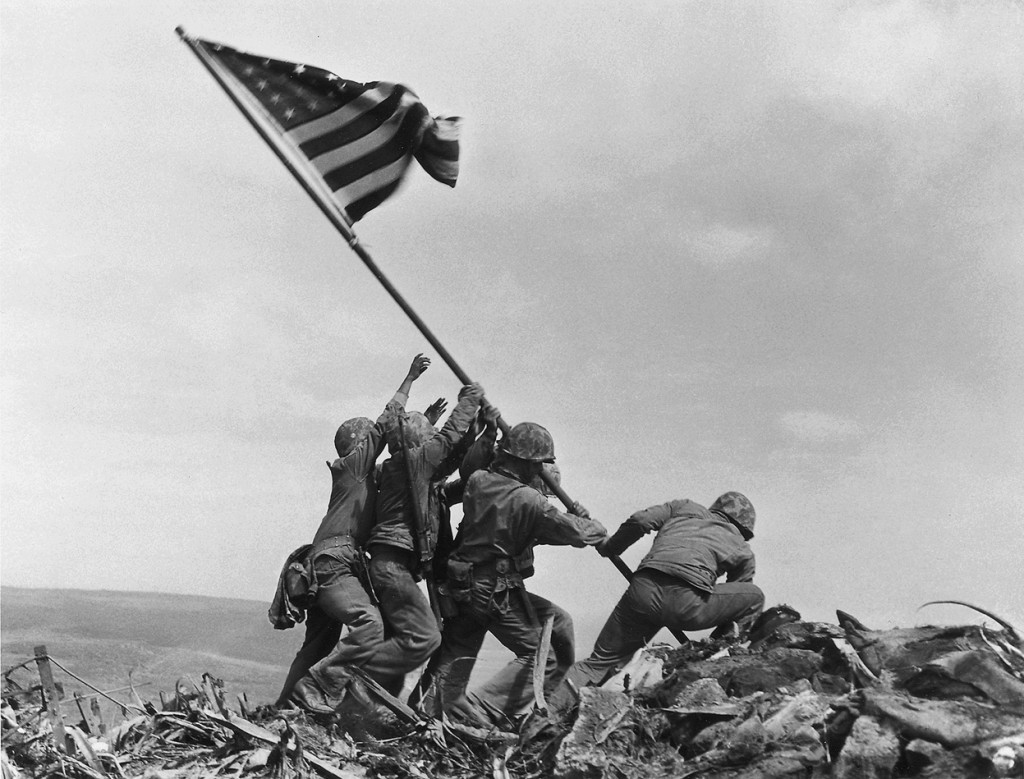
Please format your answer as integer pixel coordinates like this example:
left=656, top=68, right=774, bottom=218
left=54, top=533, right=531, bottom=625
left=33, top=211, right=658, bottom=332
left=335, top=417, right=374, bottom=458
left=499, top=422, right=556, bottom=463
left=529, top=462, right=561, bottom=496
left=710, top=491, right=756, bottom=540
left=386, top=411, right=436, bottom=453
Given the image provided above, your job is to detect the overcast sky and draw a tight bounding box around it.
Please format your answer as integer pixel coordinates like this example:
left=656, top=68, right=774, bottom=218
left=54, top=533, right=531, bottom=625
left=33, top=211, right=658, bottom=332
left=2, top=0, right=1022, bottom=641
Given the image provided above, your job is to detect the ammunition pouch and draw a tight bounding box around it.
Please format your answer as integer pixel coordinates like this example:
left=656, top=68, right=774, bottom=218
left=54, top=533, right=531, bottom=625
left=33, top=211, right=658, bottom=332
left=284, top=554, right=317, bottom=609
left=472, top=556, right=528, bottom=588
left=446, top=559, right=475, bottom=604
left=435, top=582, right=461, bottom=619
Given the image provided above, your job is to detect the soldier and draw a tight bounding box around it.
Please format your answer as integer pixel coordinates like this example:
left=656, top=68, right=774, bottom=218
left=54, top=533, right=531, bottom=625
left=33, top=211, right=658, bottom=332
left=558, top=492, right=764, bottom=701
left=361, top=382, right=487, bottom=695
left=278, top=355, right=432, bottom=712
left=428, top=422, right=607, bottom=726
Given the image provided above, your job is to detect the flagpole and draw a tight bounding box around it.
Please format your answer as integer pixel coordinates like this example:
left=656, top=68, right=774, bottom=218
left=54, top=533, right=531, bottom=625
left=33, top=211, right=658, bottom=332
left=176, top=28, right=673, bottom=633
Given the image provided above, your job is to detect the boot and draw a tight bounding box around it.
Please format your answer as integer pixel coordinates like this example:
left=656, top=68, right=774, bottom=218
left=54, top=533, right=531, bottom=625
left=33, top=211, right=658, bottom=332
left=289, top=674, right=339, bottom=715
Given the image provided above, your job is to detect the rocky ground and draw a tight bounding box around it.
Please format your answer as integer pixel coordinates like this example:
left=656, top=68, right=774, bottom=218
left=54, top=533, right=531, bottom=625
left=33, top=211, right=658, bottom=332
left=4, top=603, right=1023, bottom=779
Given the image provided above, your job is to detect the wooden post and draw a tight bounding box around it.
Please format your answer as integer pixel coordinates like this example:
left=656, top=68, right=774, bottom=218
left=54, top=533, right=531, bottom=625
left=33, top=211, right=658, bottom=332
left=34, top=645, right=68, bottom=752
left=74, top=692, right=102, bottom=736
left=90, top=698, right=106, bottom=736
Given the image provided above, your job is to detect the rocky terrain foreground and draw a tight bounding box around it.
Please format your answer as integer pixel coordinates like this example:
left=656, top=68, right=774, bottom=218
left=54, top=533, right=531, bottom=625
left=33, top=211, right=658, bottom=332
left=3, top=604, right=1023, bottom=779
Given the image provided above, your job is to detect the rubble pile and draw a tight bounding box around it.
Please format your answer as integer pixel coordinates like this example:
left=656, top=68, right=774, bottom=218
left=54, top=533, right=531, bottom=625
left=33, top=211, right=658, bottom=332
left=549, top=606, right=1024, bottom=778
left=3, top=605, right=1023, bottom=779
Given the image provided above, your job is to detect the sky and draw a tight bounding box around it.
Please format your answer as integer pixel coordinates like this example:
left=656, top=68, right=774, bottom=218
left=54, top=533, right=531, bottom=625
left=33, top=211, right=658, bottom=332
left=2, top=0, right=1022, bottom=643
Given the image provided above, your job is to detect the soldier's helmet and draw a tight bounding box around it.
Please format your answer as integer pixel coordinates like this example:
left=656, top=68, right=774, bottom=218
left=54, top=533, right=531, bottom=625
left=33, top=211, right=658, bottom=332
left=386, top=411, right=436, bottom=452
left=710, top=491, right=756, bottom=540
left=529, top=462, right=561, bottom=496
left=499, top=422, right=556, bottom=463
left=335, top=417, right=374, bottom=458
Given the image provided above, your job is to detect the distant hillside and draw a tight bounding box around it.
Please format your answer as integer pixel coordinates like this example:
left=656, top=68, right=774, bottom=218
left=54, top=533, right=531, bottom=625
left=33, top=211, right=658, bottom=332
left=1, top=587, right=296, bottom=707
left=1, top=585, right=614, bottom=723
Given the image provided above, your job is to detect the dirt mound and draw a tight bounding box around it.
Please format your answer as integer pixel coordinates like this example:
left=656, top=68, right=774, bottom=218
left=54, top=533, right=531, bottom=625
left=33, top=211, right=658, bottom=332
left=4, top=607, right=1023, bottom=778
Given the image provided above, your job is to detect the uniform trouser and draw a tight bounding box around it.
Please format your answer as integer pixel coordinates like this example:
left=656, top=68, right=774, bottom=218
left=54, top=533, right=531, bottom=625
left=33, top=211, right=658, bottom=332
left=562, top=569, right=764, bottom=693
left=364, top=545, right=441, bottom=695
left=425, top=577, right=575, bottom=722
left=278, top=545, right=385, bottom=704
left=276, top=604, right=342, bottom=705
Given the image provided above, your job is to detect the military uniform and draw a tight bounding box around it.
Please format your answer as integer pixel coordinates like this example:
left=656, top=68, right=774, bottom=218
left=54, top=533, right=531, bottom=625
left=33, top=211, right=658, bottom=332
left=428, top=463, right=607, bottom=723
left=278, top=394, right=405, bottom=708
left=363, top=386, right=485, bottom=694
left=562, top=496, right=764, bottom=694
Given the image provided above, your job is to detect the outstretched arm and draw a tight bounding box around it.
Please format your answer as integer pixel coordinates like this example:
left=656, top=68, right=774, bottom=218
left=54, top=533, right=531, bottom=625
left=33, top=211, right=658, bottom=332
left=533, top=501, right=608, bottom=548
left=597, top=500, right=682, bottom=557
left=395, top=353, right=430, bottom=403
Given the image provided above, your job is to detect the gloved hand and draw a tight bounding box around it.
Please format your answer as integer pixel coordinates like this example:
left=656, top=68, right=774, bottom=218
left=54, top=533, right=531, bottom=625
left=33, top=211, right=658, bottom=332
left=459, top=382, right=485, bottom=401
left=569, top=501, right=591, bottom=519
left=481, top=402, right=501, bottom=426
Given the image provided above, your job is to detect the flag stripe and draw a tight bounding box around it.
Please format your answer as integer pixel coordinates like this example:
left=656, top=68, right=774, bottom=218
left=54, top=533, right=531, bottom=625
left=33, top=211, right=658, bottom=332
left=304, top=108, right=408, bottom=177
left=286, top=82, right=400, bottom=146
left=334, top=158, right=411, bottom=216
left=198, top=37, right=458, bottom=222
left=346, top=180, right=404, bottom=222
left=296, top=86, right=410, bottom=159
left=320, top=106, right=427, bottom=192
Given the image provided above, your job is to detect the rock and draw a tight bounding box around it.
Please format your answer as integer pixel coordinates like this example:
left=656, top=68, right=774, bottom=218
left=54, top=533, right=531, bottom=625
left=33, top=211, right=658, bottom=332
left=690, top=720, right=736, bottom=755
left=989, top=744, right=1023, bottom=777
left=601, top=649, right=665, bottom=694
left=905, top=650, right=1024, bottom=708
left=862, top=688, right=1024, bottom=747
left=832, top=715, right=899, bottom=779
left=811, top=671, right=851, bottom=695
left=662, top=678, right=744, bottom=755
left=838, top=622, right=1012, bottom=689
left=659, top=647, right=823, bottom=702
left=670, top=677, right=729, bottom=709
left=553, top=688, right=634, bottom=779
left=724, top=649, right=823, bottom=697
left=763, top=690, right=831, bottom=744
left=763, top=621, right=847, bottom=652
left=724, top=715, right=768, bottom=764
left=903, top=738, right=948, bottom=773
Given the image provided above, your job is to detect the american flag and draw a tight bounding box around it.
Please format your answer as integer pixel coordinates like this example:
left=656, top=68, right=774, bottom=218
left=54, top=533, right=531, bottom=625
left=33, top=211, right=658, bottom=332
left=196, top=38, right=460, bottom=222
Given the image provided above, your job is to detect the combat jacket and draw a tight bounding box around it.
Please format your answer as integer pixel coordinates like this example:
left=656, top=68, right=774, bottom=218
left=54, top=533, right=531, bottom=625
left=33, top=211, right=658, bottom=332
left=602, top=499, right=755, bottom=593
left=368, top=391, right=483, bottom=556
left=310, top=393, right=406, bottom=548
left=451, top=469, right=608, bottom=578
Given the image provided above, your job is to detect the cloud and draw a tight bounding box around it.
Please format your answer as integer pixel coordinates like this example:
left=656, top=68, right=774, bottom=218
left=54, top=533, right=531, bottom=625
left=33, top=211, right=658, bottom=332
left=780, top=410, right=864, bottom=442
left=685, top=223, right=776, bottom=266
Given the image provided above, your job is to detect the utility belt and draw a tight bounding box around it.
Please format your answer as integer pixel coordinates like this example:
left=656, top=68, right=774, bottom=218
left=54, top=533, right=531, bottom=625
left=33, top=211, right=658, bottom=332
left=287, top=535, right=370, bottom=606
left=310, top=533, right=356, bottom=557
left=442, top=555, right=532, bottom=614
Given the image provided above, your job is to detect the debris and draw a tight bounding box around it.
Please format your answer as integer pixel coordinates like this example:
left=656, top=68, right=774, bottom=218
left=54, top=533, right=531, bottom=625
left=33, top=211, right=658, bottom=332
left=919, top=600, right=1022, bottom=645
left=831, top=715, right=899, bottom=779
left=6, top=606, right=1024, bottom=778
left=553, top=688, right=636, bottom=778
left=532, top=616, right=554, bottom=715
left=907, top=649, right=1024, bottom=707
left=861, top=687, right=1024, bottom=747
left=747, top=604, right=802, bottom=647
